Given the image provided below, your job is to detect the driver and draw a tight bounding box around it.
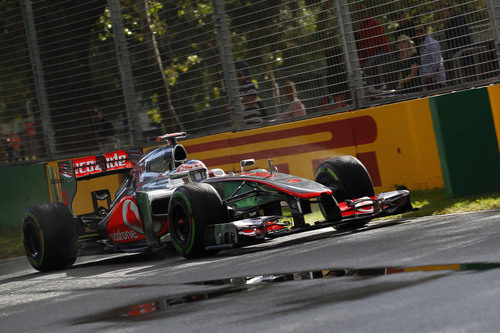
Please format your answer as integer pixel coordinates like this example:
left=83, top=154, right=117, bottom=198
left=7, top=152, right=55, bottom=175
left=176, top=159, right=208, bottom=182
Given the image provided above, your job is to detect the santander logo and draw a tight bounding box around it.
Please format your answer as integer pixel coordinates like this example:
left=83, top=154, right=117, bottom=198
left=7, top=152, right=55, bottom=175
left=122, top=199, right=144, bottom=234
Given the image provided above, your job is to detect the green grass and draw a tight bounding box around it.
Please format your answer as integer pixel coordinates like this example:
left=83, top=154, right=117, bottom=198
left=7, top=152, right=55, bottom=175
left=390, top=188, right=500, bottom=219
left=2, top=189, right=499, bottom=259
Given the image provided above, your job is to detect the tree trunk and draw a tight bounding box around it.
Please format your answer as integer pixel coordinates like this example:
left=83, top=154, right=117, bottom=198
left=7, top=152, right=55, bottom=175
left=136, top=0, right=183, bottom=132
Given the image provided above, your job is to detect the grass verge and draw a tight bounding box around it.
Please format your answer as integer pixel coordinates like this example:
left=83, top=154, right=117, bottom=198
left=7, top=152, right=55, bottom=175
left=392, top=188, right=500, bottom=219
left=1, top=189, right=499, bottom=259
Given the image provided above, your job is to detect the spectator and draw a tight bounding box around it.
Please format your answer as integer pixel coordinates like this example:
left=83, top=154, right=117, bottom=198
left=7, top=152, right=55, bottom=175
left=439, top=3, right=474, bottom=83
left=274, top=81, right=306, bottom=122
left=355, top=4, right=393, bottom=95
left=393, top=10, right=417, bottom=43
left=394, top=34, right=421, bottom=94
left=235, top=61, right=264, bottom=124
left=415, top=24, right=446, bottom=90
left=356, top=3, right=392, bottom=67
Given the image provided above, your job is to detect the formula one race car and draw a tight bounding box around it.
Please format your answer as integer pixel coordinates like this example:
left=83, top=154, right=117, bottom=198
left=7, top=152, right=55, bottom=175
left=22, top=132, right=413, bottom=271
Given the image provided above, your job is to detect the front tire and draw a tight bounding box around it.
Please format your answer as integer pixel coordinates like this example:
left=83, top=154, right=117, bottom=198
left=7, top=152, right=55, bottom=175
left=315, top=156, right=375, bottom=231
left=167, top=183, right=228, bottom=258
left=22, top=202, right=79, bottom=271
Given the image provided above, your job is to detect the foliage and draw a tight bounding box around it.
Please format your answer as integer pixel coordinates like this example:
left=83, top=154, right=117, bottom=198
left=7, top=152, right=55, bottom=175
left=0, top=1, right=32, bottom=124
left=0, top=0, right=495, bottom=141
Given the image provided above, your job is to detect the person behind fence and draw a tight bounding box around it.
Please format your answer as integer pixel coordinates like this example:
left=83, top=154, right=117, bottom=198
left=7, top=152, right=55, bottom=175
left=415, top=24, right=446, bottom=90
left=393, top=10, right=417, bottom=43
left=356, top=3, right=392, bottom=68
left=394, top=34, right=420, bottom=94
left=355, top=3, right=393, bottom=94
left=274, top=81, right=306, bottom=122
left=235, top=61, right=264, bottom=124
left=439, top=3, right=473, bottom=83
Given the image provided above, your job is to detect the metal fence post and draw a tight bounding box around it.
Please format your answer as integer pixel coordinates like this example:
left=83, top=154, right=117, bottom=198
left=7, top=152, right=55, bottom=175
left=20, top=0, right=56, bottom=160
left=334, top=0, right=364, bottom=109
left=107, top=0, right=142, bottom=146
left=211, top=0, right=244, bottom=131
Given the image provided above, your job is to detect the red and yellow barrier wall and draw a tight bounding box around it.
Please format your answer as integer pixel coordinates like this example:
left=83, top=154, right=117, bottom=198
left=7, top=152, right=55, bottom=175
left=46, top=85, right=500, bottom=216
left=183, top=97, right=443, bottom=192
left=57, top=97, right=442, bottom=215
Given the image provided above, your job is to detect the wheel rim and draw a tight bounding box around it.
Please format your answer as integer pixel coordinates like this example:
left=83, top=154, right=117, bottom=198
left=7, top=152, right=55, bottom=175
left=316, top=171, right=345, bottom=202
left=24, top=222, right=41, bottom=259
left=316, top=173, right=336, bottom=188
left=171, top=204, right=189, bottom=245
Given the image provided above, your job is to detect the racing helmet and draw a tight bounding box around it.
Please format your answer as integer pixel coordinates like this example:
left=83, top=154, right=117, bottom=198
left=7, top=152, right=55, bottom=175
left=177, top=159, right=208, bottom=182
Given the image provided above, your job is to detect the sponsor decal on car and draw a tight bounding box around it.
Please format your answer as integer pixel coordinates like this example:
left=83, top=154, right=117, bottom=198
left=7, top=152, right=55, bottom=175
left=122, top=199, right=144, bottom=234
left=73, top=150, right=134, bottom=178
left=106, top=196, right=147, bottom=244
left=109, top=229, right=139, bottom=242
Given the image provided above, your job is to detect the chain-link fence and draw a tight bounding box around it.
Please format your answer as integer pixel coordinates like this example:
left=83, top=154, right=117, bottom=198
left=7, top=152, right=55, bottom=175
left=0, top=0, right=498, bottom=165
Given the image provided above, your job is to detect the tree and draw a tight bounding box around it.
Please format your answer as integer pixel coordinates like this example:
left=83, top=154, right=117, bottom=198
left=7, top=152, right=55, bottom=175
left=33, top=0, right=106, bottom=154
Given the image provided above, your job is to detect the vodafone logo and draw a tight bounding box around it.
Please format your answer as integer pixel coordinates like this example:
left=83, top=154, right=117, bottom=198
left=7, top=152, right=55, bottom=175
left=122, top=199, right=144, bottom=234
left=109, top=229, right=138, bottom=242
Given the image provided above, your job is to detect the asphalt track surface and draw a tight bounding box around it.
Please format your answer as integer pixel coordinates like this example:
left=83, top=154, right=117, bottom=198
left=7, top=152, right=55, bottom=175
left=1, top=210, right=500, bottom=332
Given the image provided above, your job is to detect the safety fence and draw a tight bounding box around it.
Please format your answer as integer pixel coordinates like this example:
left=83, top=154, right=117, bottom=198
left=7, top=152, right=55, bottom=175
left=0, top=0, right=498, bottom=165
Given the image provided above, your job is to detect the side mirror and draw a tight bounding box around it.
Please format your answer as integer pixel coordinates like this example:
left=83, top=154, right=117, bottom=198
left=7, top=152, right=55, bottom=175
left=240, top=159, right=255, bottom=173
left=267, top=159, right=278, bottom=175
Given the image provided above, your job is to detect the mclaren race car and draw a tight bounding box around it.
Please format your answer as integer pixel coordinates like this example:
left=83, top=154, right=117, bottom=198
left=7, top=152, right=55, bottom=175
left=22, top=132, right=413, bottom=271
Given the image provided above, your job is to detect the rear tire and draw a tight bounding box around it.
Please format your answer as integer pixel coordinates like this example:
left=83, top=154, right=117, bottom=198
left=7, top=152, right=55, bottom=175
left=315, top=156, right=375, bottom=231
left=167, top=183, right=228, bottom=258
left=22, top=202, right=79, bottom=271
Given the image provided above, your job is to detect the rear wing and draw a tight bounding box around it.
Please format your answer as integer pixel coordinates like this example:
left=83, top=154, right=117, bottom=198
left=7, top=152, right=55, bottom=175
left=71, top=149, right=142, bottom=179
left=48, top=149, right=142, bottom=209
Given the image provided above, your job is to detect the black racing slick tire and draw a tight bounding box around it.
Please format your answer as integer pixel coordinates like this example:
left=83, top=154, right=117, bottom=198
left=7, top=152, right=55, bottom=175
left=314, top=155, right=375, bottom=203
left=167, top=183, right=228, bottom=259
left=314, top=156, right=375, bottom=231
left=22, top=202, right=79, bottom=271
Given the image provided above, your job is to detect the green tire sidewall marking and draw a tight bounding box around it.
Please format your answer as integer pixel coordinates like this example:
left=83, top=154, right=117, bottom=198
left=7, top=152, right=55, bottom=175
left=171, top=192, right=196, bottom=255
left=315, top=167, right=339, bottom=181
left=24, top=213, right=44, bottom=267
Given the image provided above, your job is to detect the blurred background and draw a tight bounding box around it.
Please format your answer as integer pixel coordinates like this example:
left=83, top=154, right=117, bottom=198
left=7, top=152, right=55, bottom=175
left=0, top=0, right=498, bottom=164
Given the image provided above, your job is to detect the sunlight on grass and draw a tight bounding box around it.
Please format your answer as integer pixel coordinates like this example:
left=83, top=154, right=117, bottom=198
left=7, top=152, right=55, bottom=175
left=409, top=189, right=500, bottom=216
